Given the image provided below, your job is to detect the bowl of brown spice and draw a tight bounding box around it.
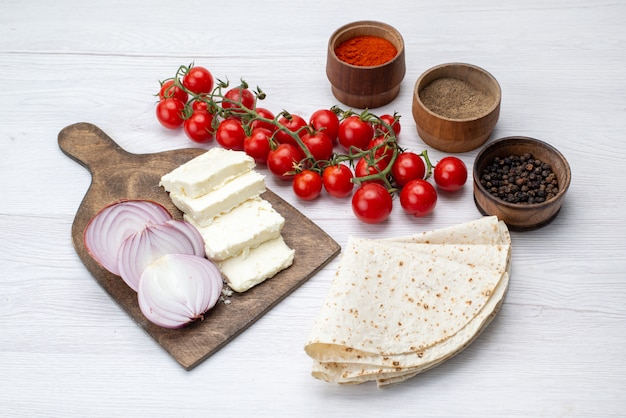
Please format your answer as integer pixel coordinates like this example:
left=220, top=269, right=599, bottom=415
left=473, top=136, right=571, bottom=230
left=326, top=20, right=406, bottom=109
left=412, top=62, right=501, bottom=153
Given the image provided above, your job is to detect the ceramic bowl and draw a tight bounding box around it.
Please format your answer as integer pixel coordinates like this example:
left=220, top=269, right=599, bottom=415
left=326, top=20, right=406, bottom=109
left=412, top=63, right=501, bottom=153
left=473, top=136, right=572, bottom=231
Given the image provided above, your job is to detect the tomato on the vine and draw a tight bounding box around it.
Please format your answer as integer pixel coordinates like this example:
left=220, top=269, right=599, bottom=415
left=355, top=157, right=388, bottom=185
left=215, top=118, right=246, bottom=150
left=275, top=114, right=308, bottom=146
left=434, top=156, right=468, bottom=192
left=399, top=179, right=437, bottom=217
left=293, top=170, right=323, bottom=201
left=159, top=79, right=188, bottom=103
left=392, top=152, right=426, bottom=186
left=223, top=87, right=255, bottom=115
left=351, top=183, right=393, bottom=224
left=322, top=164, right=354, bottom=198
left=243, top=128, right=272, bottom=163
left=184, top=111, right=215, bottom=143
left=250, top=107, right=276, bottom=132
left=156, top=98, right=185, bottom=129
left=309, top=109, right=340, bottom=143
left=191, top=96, right=211, bottom=113
left=267, top=143, right=304, bottom=181
left=302, top=131, right=333, bottom=162
left=367, top=136, right=394, bottom=166
left=338, top=115, right=374, bottom=151
left=375, top=114, right=401, bottom=136
left=182, top=66, right=214, bottom=95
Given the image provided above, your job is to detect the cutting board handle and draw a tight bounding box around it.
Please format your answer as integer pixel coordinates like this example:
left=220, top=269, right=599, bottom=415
left=58, top=122, right=130, bottom=172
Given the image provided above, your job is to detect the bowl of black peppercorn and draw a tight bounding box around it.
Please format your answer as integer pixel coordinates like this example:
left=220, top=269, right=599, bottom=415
left=473, top=136, right=571, bottom=230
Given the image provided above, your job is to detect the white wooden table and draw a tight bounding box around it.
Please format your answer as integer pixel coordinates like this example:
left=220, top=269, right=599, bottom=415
left=2, top=1, right=625, bottom=416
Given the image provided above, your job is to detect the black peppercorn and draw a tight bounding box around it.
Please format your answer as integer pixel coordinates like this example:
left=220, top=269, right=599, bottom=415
left=480, top=154, right=559, bottom=204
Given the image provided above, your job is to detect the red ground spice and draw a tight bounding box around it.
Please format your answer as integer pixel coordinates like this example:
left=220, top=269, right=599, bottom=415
left=334, top=35, right=397, bottom=67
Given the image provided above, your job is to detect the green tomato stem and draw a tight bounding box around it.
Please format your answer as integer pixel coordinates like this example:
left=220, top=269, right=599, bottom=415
left=420, top=149, right=434, bottom=179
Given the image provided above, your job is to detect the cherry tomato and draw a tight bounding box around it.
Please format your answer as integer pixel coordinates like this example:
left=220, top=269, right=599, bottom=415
left=302, top=131, right=333, bottom=162
left=399, top=179, right=437, bottom=217
left=275, top=114, right=308, bottom=146
left=182, top=66, right=214, bottom=94
left=355, top=157, right=388, bottom=185
left=251, top=107, right=277, bottom=132
left=243, top=128, right=272, bottom=163
left=375, top=114, right=401, bottom=136
left=215, top=118, right=246, bottom=151
left=222, top=87, right=255, bottom=115
left=293, top=170, right=323, bottom=201
left=392, top=152, right=426, bottom=186
left=309, top=109, right=340, bottom=143
left=367, top=136, right=394, bottom=166
left=338, top=115, right=374, bottom=151
left=434, top=156, right=468, bottom=192
left=156, top=98, right=185, bottom=129
left=267, top=143, right=304, bottom=180
left=159, top=79, right=188, bottom=103
left=351, top=183, right=393, bottom=224
left=191, top=96, right=211, bottom=113
left=322, top=164, right=354, bottom=198
left=184, top=111, right=215, bottom=143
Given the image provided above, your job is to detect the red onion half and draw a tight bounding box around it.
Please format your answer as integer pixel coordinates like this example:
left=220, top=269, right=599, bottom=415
left=117, top=219, right=206, bottom=291
left=84, top=200, right=172, bottom=275
left=138, top=253, right=223, bottom=329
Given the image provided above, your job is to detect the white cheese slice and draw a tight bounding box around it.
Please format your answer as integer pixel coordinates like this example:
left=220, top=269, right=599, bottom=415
left=160, top=148, right=255, bottom=199
left=170, top=170, right=266, bottom=224
left=185, top=197, right=285, bottom=261
left=217, top=235, right=295, bottom=293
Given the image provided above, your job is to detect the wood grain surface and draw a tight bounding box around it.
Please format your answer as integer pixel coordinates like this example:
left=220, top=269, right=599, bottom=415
left=3, top=1, right=626, bottom=416
left=58, top=122, right=340, bottom=370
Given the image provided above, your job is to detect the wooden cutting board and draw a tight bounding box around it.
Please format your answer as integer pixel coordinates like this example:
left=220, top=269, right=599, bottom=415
left=58, top=122, right=341, bottom=370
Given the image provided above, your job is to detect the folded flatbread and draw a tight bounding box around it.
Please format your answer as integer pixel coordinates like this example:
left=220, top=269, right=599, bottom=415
left=304, top=216, right=511, bottom=387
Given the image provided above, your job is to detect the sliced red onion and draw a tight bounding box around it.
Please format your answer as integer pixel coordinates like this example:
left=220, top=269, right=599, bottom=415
left=84, top=200, right=172, bottom=275
left=138, top=254, right=223, bottom=329
left=117, top=219, right=206, bottom=291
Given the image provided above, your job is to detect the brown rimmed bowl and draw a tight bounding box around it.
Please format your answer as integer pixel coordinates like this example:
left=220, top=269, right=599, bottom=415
left=326, top=20, right=406, bottom=109
left=473, top=136, right=572, bottom=231
left=412, top=62, right=501, bottom=153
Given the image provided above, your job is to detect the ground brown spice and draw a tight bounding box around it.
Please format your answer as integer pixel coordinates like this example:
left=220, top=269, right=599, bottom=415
left=335, top=35, right=397, bottom=67
left=419, top=77, right=495, bottom=119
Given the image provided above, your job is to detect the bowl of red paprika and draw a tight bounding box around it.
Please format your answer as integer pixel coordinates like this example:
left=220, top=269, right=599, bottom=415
left=326, top=20, right=406, bottom=109
left=412, top=62, right=501, bottom=153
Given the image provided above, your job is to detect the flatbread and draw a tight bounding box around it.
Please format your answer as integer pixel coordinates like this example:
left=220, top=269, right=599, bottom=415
left=312, top=270, right=509, bottom=386
left=305, top=241, right=509, bottom=362
left=304, top=216, right=511, bottom=387
left=384, top=216, right=510, bottom=246
left=376, top=285, right=506, bottom=387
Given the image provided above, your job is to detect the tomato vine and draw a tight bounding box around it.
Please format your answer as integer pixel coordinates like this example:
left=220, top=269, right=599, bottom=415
left=156, top=63, right=467, bottom=223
